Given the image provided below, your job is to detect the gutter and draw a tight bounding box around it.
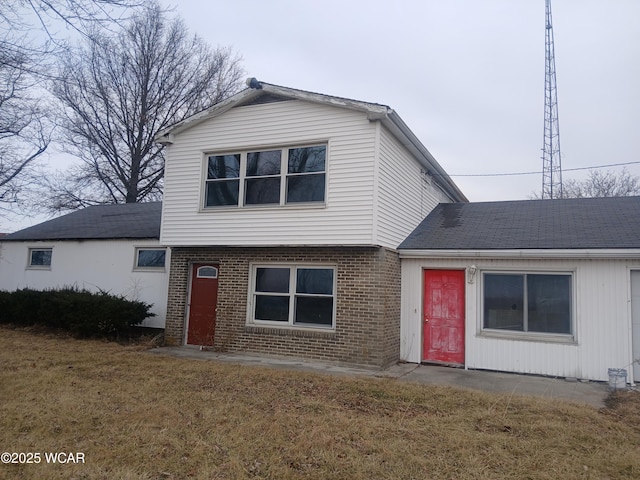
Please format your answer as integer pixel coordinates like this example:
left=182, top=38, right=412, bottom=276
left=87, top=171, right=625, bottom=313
left=399, top=248, right=640, bottom=259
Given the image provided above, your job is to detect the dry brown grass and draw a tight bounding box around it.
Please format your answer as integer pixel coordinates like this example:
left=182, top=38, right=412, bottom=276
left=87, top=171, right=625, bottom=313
left=1, top=326, right=639, bottom=479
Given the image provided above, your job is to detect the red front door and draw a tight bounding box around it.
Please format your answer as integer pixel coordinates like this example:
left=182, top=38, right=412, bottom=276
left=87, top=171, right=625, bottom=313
left=186, top=264, right=219, bottom=346
left=423, top=269, right=465, bottom=365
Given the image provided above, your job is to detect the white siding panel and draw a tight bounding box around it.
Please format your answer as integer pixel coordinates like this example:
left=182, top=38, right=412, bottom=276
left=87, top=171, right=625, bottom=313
left=375, top=127, right=452, bottom=249
left=631, top=271, right=640, bottom=382
left=0, top=240, right=169, bottom=328
left=400, top=259, right=424, bottom=363
left=401, top=256, right=640, bottom=381
left=161, top=100, right=377, bottom=246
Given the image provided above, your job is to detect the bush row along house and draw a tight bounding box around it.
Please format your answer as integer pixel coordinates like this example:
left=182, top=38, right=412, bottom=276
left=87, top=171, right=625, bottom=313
left=1, top=79, right=639, bottom=383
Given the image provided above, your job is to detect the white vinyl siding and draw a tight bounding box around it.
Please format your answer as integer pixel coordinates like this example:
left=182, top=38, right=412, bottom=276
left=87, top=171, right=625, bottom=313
left=161, top=100, right=377, bottom=246
left=401, top=256, right=640, bottom=381
left=374, top=127, right=452, bottom=248
left=631, top=271, right=640, bottom=382
left=0, top=240, right=169, bottom=328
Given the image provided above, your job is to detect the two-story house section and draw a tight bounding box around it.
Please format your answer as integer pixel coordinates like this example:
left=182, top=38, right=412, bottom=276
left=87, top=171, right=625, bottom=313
left=155, top=79, right=466, bottom=367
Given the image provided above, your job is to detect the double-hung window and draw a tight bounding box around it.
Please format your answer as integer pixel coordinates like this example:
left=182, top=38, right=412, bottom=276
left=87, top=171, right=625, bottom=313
left=482, top=272, right=573, bottom=337
left=204, top=145, right=326, bottom=208
left=250, top=265, right=336, bottom=328
left=286, top=146, right=326, bottom=203
left=245, top=150, right=282, bottom=205
left=205, top=154, right=241, bottom=206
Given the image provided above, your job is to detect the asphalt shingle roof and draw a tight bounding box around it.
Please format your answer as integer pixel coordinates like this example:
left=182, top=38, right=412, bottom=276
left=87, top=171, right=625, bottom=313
left=399, top=197, right=640, bottom=250
left=2, top=202, right=162, bottom=241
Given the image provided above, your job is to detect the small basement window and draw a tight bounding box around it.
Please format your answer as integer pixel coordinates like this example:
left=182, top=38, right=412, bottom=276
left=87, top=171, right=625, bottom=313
left=28, top=248, right=52, bottom=269
left=135, top=248, right=166, bottom=269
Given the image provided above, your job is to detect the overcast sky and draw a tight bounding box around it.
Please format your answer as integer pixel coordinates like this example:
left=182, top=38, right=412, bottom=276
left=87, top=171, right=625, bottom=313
left=4, top=0, right=639, bottom=231
left=168, top=0, right=640, bottom=202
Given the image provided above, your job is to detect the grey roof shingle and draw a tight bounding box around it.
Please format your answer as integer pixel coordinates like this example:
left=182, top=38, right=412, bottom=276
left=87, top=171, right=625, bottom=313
left=1, top=202, right=162, bottom=241
left=399, top=197, right=640, bottom=250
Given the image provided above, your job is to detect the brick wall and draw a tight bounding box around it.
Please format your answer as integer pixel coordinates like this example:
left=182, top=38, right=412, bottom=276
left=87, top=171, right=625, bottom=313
left=164, top=246, right=401, bottom=368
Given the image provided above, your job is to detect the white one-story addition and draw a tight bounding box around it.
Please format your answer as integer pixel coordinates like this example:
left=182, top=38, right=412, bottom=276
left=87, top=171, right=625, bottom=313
left=399, top=196, right=640, bottom=383
left=0, top=202, right=168, bottom=328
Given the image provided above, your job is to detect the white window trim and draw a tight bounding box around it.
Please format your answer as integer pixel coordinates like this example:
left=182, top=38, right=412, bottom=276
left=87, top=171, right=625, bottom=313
left=133, top=247, right=167, bottom=271
left=479, top=269, right=576, bottom=344
left=202, top=143, right=328, bottom=210
left=27, top=247, right=53, bottom=270
left=247, top=263, right=337, bottom=331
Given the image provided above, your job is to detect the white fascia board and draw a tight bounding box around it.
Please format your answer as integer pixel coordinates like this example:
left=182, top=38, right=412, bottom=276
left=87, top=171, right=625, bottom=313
left=154, top=83, right=389, bottom=144
left=399, top=249, right=640, bottom=259
left=261, top=83, right=390, bottom=116
left=154, top=88, right=262, bottom=142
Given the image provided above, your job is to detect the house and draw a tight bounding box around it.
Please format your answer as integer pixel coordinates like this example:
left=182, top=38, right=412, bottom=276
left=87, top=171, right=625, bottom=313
left=398, top=196, right=640, bottom=383
left=155, top=78, right=467, bottom=367
left=0, top=202, right=168, bottom=329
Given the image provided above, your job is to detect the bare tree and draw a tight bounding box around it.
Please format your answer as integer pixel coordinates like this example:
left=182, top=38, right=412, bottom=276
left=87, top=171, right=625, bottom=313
left=0, top=54, right=51, bottom=213
left=48, top=1, right=244, bottom=209
left=0, top=0, right=138, bottom=216
left=561, top=168, right=640, bottom=198
left=531, top=168, right=640, bottom=199
left=1, top=1, right=138, bottom=44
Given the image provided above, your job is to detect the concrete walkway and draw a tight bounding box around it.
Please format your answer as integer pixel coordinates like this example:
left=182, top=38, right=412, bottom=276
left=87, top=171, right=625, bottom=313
left=148, top=346, right=611, bottom=409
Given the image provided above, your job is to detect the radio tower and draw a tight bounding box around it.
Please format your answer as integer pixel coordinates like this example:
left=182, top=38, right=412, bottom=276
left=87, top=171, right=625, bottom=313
left=541, top=0, right=563, bottom=199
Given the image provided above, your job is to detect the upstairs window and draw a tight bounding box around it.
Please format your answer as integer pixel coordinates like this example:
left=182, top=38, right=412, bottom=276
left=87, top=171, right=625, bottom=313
left=287, top=146, right=326, bottom=203
left=204, top=145, right=326, bottom=208
left=28, top=248, right=52, bottom=269
left=245, top=150, right=281, bottom=205
left=205, top=154, right=240, bottom=207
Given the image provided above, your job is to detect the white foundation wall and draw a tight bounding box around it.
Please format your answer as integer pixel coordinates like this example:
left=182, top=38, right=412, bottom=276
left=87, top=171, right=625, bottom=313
left=0, top=239, right=169, bottom=328
left=401, top=256, right=640, bottom=381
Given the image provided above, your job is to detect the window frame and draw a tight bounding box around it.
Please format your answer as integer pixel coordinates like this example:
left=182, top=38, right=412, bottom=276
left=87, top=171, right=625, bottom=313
left=480, top=270, right=575, bottom=343
left=133, top=247, right=167, bottom=271
left=247, top=263, right=337, bottom=330
left=27, top=247, right=53, bottom=269
left=203, top=143, right=328, bottom=209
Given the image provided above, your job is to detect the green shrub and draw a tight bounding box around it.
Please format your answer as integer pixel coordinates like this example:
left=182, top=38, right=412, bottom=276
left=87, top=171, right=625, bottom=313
left=0, top=288, right=154, bottom=337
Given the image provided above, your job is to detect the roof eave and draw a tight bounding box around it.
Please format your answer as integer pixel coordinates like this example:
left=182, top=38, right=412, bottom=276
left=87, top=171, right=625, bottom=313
left=154, top=80, right=391, bottom=144
left=1, top=236, right=160, bottom=242
left=154, top=79, right=467, bottom=204
left=381, top=112, right=468, bottom=203
left=155, top=88, right=263, bottom=143
left=399, top=248, right=640, bottom=259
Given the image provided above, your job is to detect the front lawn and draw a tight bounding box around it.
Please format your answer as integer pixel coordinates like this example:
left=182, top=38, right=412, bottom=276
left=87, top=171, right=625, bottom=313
left=1, top=326, right=638, bottom=479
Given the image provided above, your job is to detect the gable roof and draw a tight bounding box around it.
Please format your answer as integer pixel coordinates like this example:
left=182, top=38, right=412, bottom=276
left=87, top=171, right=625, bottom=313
left=155, top=78, right=467, bottom=203
left=2, top=202, right=162, bottom=241
left=399, top=196, right=640, bottom=251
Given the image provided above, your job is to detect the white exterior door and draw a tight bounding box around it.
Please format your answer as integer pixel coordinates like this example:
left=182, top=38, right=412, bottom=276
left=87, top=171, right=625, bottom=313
left=632, top=271, right=640, bottom=382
